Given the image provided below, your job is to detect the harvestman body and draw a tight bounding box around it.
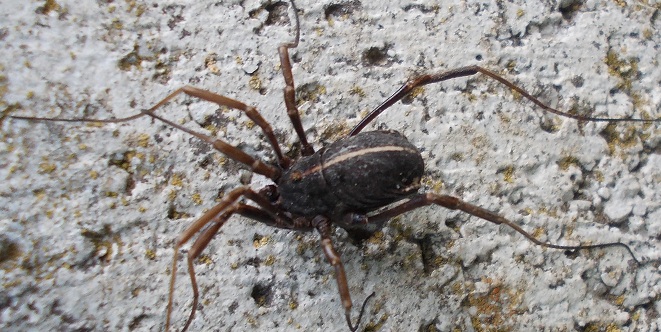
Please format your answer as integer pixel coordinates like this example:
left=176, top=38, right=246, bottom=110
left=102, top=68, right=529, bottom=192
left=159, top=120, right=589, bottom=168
left=11, top=1, right=661, bottom=331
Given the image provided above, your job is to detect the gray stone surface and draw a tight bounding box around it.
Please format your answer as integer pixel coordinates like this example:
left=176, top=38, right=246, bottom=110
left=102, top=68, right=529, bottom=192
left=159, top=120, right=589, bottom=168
left=1, top=0, right=660, bottom=331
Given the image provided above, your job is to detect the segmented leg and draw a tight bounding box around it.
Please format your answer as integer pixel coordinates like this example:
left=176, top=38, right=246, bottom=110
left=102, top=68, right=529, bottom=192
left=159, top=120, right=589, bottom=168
left=11, top=87, right=285, bottom=180
left=149, top=86, right=292, bottom=168
left=364, top=192, right=640, bottom=264
left=349, top=65, right=661, bottom=135
left=279, top=0, right=315, bottom=156
left=312, top=216, right=374, bottom=332
left=166, top=186, right=297, bottom=332
left=141, top=108, right=282, bottom=180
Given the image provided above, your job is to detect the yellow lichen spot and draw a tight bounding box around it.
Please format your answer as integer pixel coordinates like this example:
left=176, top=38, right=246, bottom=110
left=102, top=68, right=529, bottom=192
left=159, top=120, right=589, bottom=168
left=349, top=86, right=366, bottom=98
left=230, top=262, right=239, bottom=269
left=499, top=165, right=515, bottom=184
left=126, top=1, right=146, bottom=16
left=606, top=323, right=623, bottom=332
left=421, top=176, right=444, bottom=193
left=363, top=313, right=389, bottom=331
left=600, top=123, right=640, bottom=155
left=594, top=170, right=604, bottom=182
left=367, top=231, right=385, bottom=245
left=517, top=9, right=524, bottom=17
left=203, top=123, right=219, bottom=136
left=80, top=225, right=123, bottom=262
left=78, top=143, right=87, bottom=150
left=138, top=206, right=147, bottom=213
left=244, top=120, right=255, bottom=129
left=558, top=155, right=581, bottom=171
left=170, top=173, right=183, bottom=187
left=137, top=133, right=150, bottom=147
left=505, top=60, right=517, bottom=73
left=235, top=56, right=243, bottom=65
left=289, top=299, right=298, bottom=310
left=403, top=86, right=425, bottom=103
left=605, top=50, right=639, bottom=94
left=245, top=314, right=258, bottom=327
left=320, top=121, right=350, bottom=142
left=450, top=152, right=464, bottom=162
left=33, top=189, right=46, bottom=200
left=296, top=243, right=307, bottom=255
left=37, top=0, right=61, bottom=15
left=642, top=28, right=653, bottom=40
left=464, top=282, right=517, bottom=331
left=105, top=191, right=118, bottom=198
left=205, top=54, right=221, bottom=75
left=191, top=193, right=203, bottom=205
left=463, top=91, right=478, bottom=102
left=614, top=294, right=625, bottom=306
left=73, top=210, right=81, bottom=218
left=198, top=255, right=213, bottom=265
left=264, top=255, right=276, bottom=266
left=26, top=90, right=35, bottom=99
left=39, top=161, right=57, bottom=174
left=249, top=75, right=261, bottom=90
left=145, top=249, right=156, bottom=260
left=253, top=235, right=270, bottom=248
left=296, top=83, right=327, bottom=105
left=632, top=311, right=641, bottom=321
left=168, top=189, right=177, bottom=200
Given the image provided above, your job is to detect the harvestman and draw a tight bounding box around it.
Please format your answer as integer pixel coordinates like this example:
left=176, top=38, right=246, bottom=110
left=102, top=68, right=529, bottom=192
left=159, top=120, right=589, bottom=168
left=11, top=1, right=660, bottom=331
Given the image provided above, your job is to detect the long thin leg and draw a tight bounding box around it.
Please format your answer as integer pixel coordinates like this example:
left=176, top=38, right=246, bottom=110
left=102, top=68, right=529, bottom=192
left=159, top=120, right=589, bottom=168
left=279, top=0, right=315, bottom=156
left=166, top=186, right=297, bottom=332
left=312, top=215, right=374, bottom=332
left=349, top=65, right=661, bottom=135
left=12, top=86, right=288, bottom=179
left=365, top=192, right=640, bottom=264
left=141, top=108, right=281, bottom=180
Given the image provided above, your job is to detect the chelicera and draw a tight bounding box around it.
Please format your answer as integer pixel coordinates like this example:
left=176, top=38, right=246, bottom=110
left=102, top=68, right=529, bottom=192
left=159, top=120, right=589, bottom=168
left=11, top=1, right=661, bottom=331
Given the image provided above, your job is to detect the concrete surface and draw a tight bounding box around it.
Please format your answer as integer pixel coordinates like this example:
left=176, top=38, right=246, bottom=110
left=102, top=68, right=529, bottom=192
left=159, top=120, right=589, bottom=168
left=1, top=0, right=660, bottom=331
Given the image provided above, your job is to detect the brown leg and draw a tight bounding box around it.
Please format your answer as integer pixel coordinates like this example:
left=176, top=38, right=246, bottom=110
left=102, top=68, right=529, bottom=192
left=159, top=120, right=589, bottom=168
left=349, top=65, right=661, bottom=135
left=279, top=0, right=314, bottom=156
left=150, top=87, right=292, bottom=168
left=365, top=192, right=639, bottom=264
left=312, top=215, right=374, bottom=332
left=141, top=108, right=282, bottom=180
left=11, top=86, right=286, bottom=180
left=166, top=186, right=296, bottom=332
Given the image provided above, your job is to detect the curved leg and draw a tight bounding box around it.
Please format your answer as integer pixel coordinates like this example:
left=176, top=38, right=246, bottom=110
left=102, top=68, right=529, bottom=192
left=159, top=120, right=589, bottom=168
left=147, top=86, right=292, bottom=168
left=166, top=186, right=297, bottom=332
left=312, top=216, right=374, bottom=332
left=279, top=0, right=314, bottom=156
left=11, top=87, right=285, bottom=180
left=365, top=192, right=640, bottom=264
left=349, top=65, right=661, bottom=135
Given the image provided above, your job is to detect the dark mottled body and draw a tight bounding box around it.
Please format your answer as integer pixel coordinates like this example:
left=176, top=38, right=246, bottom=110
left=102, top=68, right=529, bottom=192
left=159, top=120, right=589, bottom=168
left=278, top=130, right=424, bottom=234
